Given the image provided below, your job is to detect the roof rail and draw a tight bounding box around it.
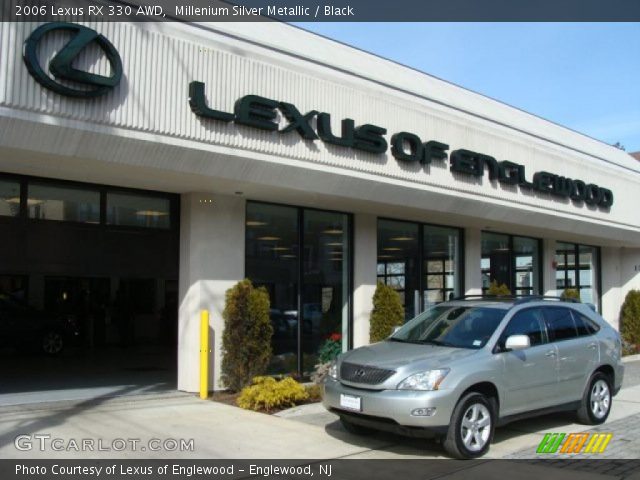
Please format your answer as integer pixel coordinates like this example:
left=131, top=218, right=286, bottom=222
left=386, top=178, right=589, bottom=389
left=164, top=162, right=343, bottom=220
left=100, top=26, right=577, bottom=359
left=513, top=295, right=580, bottom=305
left=451, top=295, right=518, bottom=301
left=451, top=294, right=580, bottom=304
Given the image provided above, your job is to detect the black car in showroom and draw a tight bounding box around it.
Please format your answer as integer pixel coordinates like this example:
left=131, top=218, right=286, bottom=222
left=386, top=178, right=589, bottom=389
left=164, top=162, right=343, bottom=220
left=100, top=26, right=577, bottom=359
left=0, top=296, right=80, bottom=355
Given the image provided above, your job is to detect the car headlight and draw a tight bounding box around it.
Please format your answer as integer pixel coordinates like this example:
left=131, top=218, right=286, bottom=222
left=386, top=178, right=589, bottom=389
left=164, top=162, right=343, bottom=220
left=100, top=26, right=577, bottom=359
left=397, top=369, right=449, bottom=391
left=328, top=361, right=338, bottom=380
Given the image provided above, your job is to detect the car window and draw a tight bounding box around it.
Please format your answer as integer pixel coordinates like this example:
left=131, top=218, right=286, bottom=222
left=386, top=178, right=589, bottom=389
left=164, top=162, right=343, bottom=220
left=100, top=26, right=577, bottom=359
left=391, top=305, right=506, bottom=349
left=572, top=311, right=599, bottom=336
left=543, top=307, right=578, bottom=342
left=497, top=308, right=545, bottom=351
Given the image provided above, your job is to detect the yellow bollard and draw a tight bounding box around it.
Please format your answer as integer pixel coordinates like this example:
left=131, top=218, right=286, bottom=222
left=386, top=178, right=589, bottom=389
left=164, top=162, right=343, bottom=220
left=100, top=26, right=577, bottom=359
left=199, top=310, right=209, bottom=399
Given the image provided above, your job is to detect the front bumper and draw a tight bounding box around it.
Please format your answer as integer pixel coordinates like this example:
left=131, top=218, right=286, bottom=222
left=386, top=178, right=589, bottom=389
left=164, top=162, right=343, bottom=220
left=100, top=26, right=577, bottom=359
left=323, top=377, right=456, bottom=430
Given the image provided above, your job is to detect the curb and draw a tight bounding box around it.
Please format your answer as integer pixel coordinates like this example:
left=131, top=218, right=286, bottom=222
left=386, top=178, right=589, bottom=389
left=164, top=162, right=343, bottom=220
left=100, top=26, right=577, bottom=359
left=623, top=354, right=640, bottom=363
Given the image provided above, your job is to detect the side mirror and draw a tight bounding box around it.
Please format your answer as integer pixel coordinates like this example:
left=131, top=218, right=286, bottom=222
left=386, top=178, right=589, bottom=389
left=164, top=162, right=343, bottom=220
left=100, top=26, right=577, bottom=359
left=505, top=334, right=530, bottom=351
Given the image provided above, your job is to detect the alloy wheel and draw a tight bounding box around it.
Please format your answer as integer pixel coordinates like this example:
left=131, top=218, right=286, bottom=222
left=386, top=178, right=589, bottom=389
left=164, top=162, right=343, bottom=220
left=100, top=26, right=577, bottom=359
left=590, top=379, right=611, bottom=419
left=42, top=332, right=64, bottom=355
left=460, top=403, right=492, bottom=452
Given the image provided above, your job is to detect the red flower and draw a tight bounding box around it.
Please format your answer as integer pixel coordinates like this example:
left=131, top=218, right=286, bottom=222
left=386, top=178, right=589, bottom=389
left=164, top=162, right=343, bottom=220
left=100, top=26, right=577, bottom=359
left=329, top=333, right=342, bottom=342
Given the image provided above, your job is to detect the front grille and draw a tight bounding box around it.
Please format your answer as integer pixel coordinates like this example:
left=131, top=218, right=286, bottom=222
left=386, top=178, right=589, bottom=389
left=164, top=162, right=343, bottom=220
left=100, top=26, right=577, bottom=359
left=340, top=362, right=395, bottom=385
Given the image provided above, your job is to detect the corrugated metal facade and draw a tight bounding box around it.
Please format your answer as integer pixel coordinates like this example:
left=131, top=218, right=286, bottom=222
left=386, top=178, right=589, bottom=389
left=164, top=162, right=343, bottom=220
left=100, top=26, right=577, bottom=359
left=0, top=20, right=638, bottom=229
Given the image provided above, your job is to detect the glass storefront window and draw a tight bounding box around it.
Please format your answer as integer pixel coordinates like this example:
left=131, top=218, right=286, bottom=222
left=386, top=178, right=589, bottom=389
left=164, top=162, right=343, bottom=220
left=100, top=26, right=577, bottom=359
left=377, top=220, right=419, bottom=320
left=481, top=232, right=541, bottom=295
left=245, top=202, right=351, bottom=377
left=0, top=179, right=21, bottom=217
left=246, top=203, right=299, bottom=375
left=377, top=220, right=462, bottom=318
left=0, top=275, right=28, bottom=303
left=28, top=183, right=100, bottom=223
left=302, top=210, right=350, bottom=374
left=423, top=225, right=461, bottom=307
left=556, top=242, right=599, bottom=308
left=481, top=232, right=511, bottom=291
left=107, top=193, right=170, bottom=229
left=513, top=236, right=540, bottom=296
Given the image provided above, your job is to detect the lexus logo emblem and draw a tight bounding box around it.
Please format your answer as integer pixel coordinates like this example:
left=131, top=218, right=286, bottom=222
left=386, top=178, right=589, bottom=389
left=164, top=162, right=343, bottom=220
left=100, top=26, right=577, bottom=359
left=354, top=369, right=366, bottom=377
left=23, top=22, right=123, bottom=98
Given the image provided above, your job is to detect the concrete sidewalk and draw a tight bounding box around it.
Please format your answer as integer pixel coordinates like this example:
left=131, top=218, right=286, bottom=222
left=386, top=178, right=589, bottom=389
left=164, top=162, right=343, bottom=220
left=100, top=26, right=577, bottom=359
left=2, top=384, right=639, bottom=461
left=0, top=392, right=395, bottom=459
left=0, top=361, right=638, bottom=464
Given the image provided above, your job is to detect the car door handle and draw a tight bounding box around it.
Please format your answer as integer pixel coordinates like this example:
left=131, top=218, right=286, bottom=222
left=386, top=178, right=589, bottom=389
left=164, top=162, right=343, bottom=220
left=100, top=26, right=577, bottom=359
left=545, top=350, right=556, bottom=357
left=589, top=342, right=598, bottom=350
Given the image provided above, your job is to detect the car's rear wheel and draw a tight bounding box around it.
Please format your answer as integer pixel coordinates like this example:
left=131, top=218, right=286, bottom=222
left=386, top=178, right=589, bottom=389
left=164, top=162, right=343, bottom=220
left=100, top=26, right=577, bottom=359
left=340, top=417, right=375, bottom=436
left=443, top=392, right=495, bottom=459
left=42, top=331, right=64, bottom=355
left=577, top=372, right=612, bottom=425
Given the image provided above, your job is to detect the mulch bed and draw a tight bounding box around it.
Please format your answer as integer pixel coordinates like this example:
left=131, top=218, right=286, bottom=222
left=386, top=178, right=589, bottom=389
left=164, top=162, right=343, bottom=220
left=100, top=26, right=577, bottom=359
left=209, top=390, right=241, bottom=407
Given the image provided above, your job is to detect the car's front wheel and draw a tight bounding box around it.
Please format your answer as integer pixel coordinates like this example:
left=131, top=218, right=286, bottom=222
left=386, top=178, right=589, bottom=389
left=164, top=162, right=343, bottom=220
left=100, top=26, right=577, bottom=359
left=42, top=331, right=64, bottom=355
left=443, top=392, right=495, bottom=459
left=577, top=372, right=612, bottom=425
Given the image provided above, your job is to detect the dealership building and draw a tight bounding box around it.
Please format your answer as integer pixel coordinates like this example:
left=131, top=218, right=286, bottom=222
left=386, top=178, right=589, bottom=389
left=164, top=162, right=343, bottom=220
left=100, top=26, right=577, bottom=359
left=1, top=18, right=639, bottom=393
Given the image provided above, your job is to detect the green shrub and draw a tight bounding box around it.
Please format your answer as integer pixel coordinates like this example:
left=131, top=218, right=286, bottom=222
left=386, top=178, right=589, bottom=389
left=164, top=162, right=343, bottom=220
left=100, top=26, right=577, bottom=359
left=370, top=282, right=404, bottom=343
left=305, top=383, right=323, bottom=402
left=237, top=376, right=309, bottom=412
left=487, top=280, right=511, bottom=296
left=561, top=288, right=581, bottom=301
left=221, top=279, right=273, bottom=392
left=317, top=333, right=342, bottom=364
left=620, top=290, right=640, bottom=353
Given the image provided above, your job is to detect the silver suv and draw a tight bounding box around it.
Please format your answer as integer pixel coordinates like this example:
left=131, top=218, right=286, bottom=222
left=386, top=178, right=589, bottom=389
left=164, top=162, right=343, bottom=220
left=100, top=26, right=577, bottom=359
left=322, top=297, right=624, bottom=458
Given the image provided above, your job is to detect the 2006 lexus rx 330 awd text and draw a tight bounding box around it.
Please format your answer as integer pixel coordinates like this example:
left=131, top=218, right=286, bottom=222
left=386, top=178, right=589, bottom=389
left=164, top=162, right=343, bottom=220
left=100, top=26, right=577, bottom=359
left=322, top=297, right=624, bottom=458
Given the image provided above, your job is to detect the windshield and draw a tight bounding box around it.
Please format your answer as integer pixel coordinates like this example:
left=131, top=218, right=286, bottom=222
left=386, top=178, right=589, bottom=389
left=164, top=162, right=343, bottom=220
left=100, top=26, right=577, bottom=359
left=389, top=305, right=507, bottom=349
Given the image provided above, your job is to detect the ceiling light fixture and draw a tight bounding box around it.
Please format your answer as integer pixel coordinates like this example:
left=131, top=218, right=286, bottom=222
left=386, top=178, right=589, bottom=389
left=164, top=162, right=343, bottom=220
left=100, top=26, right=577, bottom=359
left=257, top=236, right=281, bottom=241
left=390, top=236, right=414, bottom=241
left=136, top=210, right=169, bottom=216
left=6, top=197, right=43, bottom=206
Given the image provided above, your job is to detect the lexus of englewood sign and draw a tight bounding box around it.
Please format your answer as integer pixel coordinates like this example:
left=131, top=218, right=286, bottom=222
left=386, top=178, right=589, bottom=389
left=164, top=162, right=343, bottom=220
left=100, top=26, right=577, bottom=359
left=23, top=22, right=614, bottom=209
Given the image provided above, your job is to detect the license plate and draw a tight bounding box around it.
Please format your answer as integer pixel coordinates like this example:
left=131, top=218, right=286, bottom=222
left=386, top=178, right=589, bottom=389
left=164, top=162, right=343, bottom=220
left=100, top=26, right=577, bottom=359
left=340, top=394, right=362, bottom=411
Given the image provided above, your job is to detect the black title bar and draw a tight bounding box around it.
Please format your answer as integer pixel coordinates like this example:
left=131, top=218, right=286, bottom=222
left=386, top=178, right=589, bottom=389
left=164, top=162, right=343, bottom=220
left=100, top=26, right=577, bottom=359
left=2, top=0, right=640, bottom=22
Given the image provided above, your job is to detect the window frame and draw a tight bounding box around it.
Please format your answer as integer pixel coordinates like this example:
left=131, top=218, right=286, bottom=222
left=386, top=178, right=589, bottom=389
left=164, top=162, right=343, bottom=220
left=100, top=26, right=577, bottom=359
left=377, top=216, right=465, bottom=317
left=105, top=191, right=173, bottom=230
left=244, top=199, right=354, bottom=376
left=541, top=306, right=580, bottom=343
left=493, top=306, right=549, bottom=353
left=0, top=177, right=23, bottom=219
left=570, top=309, right=600, bottom=337
left=0, top=172, right=179, bottom=232
left=26, top=181, right=101, bottom=224
left=555, top=241, right=601, bottom=312
left=481, top=230, right=543, bottom=296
